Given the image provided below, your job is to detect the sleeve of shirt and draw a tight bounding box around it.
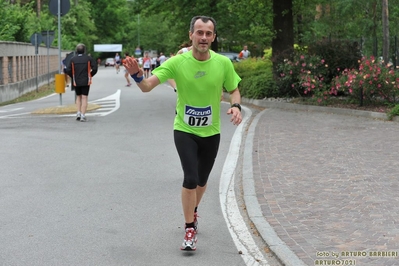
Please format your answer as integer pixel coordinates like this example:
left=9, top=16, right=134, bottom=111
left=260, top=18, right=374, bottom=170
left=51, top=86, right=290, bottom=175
left=223, top=60, right=241, bottom=92
left=151, top=60, right=174, bottom=83
left=90, top=57, right=98, bottom=77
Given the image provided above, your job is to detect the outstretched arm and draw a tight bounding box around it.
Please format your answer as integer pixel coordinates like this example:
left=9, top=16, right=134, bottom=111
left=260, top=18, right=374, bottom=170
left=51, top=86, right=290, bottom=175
left=124, top=57, right=160, bottom=92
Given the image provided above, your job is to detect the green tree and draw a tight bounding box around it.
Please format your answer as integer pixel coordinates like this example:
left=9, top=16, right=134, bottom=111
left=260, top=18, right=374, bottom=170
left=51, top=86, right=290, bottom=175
left=0, top=0, right=38, bottom=42
left=57, top=0, right=97, bottom=51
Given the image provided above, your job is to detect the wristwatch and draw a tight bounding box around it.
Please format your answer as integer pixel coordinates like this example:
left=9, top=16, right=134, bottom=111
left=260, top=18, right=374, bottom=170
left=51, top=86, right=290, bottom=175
left=231, top=103, right=241, bottom=112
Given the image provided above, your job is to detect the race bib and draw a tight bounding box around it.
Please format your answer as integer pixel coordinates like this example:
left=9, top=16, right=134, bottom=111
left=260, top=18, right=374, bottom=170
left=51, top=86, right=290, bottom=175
left=184, top=105, right=212, bottom=127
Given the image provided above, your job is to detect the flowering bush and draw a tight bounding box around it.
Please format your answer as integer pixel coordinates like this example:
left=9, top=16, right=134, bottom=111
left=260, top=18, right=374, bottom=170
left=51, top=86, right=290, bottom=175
left=331, top=56, right=399, bottom=104
left=275, top=53, right=329, bottom=99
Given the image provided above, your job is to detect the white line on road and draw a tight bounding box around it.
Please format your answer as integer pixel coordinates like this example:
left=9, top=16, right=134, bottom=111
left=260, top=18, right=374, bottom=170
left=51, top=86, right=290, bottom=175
left=0, top=107, right=24, bottom=113
left=62, top=89, right=121, bottom=117
left=219, top=104, right=270, bottom=266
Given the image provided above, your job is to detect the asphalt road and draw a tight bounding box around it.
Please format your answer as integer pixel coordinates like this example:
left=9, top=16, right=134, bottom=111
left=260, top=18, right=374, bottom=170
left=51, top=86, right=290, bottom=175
left=0, top=67, right=280, bottom=266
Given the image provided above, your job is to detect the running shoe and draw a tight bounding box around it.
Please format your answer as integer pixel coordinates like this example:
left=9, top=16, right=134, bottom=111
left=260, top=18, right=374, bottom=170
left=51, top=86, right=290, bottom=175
left=80, top=116, right=87, bottom=122
left=126, top=83, right=131, bottom=87
left=76, top=114, right=81, bottom=121
left=180, top=227, right=197, bottom=251
left=194, top=212, right=199, bottom=232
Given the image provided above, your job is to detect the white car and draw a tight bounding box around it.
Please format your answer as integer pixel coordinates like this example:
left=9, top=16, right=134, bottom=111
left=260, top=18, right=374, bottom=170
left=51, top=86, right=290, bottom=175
left=105, top=58, right=115, bottom=67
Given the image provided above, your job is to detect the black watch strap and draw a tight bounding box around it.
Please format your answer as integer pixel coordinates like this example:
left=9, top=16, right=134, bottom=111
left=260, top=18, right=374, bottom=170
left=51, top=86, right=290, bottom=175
left=231, top=103, right=241, bottom=112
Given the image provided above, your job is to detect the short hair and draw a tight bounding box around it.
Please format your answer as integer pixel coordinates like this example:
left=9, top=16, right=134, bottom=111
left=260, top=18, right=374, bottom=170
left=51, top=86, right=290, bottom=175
left=189, top=16, right=217, bottom=34
left=76, top=43, right=86, bottom=54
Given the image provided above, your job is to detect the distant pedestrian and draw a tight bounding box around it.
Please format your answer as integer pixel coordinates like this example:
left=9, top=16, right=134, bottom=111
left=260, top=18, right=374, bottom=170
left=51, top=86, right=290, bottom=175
left=238, top=45, right=250, bottom=59
left=142, top=52, right=151, bottom=79
left=151, top=56, right=157, bottom=72
left=157, top=52, right=166, bottom=65
left=122, top=52, right=132, bottom=86
left=115, top=53, right=121, bottom=73
left=65, top=43, right=98, bottom=122
left=61, top=57, right=70, bottom=87
left=177, top=41, right=192, bottom=55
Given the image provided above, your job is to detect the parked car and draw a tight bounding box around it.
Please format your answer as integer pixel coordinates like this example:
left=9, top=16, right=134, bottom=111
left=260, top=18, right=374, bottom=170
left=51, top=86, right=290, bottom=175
left=105, top=58, right=115, bottom=67
left=217, top=52, right=240, bottom=62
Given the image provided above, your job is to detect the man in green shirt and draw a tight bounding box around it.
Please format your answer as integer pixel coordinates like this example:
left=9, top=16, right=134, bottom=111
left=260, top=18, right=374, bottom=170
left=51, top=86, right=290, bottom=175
left=124, top=15, right=242, bottom=251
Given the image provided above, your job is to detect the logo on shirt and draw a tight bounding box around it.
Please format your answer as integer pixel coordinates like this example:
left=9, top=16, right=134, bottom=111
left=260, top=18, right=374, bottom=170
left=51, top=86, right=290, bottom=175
left=194, top=71, right=206, bottom=79
left=184, top=105, right=212, bottom=127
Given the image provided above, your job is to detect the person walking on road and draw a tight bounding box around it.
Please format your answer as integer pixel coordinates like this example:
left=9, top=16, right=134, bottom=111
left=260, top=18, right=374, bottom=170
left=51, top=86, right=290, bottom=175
left=122, top=52, right=132, bottom=86
left=115, top=53, right=121, bottom=73
left=142, top=52, right=151, bottom=79
left=65, top=43, right=98, bottom=122
left=157, top=52, right=167, bottom=65
left=124, top=15, right=242, bottom=251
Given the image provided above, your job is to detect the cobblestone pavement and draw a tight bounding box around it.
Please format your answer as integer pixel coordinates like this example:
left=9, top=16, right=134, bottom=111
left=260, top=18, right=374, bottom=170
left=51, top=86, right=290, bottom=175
left=251, top=108, right=399, bottom=266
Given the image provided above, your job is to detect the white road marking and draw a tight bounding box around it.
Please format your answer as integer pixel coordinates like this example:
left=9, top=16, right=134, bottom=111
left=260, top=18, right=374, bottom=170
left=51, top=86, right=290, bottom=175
left=0, top=112, right=31, bottom=119
left=220, top=105, right=270, bottom=266
left=0, top=107, right=24, bottom=113
left=62, top=90, right=121, bottom=117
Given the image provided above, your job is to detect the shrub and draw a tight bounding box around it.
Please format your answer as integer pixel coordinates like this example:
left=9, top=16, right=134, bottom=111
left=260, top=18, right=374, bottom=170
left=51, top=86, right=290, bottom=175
left=275, top=53, right=330, bottom=98
left=234, top=58, right=277, bottom=99
left=239, top=70, right=278, bottom=99
left=388, top=104, right=399, bottom=120
left=307, top=39, right=362, bottom=84
left=331, top=56, right=399, bottom=104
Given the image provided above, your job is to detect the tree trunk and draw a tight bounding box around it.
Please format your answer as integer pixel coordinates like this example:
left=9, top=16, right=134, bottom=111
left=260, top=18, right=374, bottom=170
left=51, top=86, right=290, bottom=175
left=372, top=1, right=378, bottom=56
left=272, top=0, right=294, bottom=58
left=37, top=0, right=41, bottom=18
left=382, top=0, right=389, bottom=65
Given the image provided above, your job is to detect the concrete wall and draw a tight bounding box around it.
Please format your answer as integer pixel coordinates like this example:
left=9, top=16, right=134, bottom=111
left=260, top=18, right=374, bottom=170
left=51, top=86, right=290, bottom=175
left=0, top=41, right=71, bottom=103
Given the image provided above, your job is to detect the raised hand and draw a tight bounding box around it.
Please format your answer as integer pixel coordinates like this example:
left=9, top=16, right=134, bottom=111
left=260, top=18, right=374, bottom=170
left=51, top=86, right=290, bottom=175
left=123, top=57, right=143, bottom=76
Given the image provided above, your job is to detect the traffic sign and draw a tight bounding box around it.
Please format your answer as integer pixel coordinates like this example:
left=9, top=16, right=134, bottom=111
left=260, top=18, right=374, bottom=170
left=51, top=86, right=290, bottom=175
left=41, top=30, right=55, bottom=48
left=30, top=33, right=42, bottom=46
left=49, top=0, right=70, bottom=16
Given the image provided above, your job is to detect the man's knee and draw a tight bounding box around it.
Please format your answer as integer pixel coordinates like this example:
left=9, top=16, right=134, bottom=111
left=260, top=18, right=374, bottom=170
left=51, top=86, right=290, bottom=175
left=183, top=179, right=197, bottom=190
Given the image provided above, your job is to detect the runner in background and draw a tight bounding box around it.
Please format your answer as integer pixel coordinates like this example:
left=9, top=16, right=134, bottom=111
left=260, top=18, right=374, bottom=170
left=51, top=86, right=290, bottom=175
left=115, top=53, right=121, bottom=73
left=122, top=53, right=132, bottom=86
left=142, top=52, right=151, bottom=79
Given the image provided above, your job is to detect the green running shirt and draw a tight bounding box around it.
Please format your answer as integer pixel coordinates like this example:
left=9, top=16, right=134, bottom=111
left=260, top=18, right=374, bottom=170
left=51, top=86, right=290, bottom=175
left=152, top=50, right=241, bottom=137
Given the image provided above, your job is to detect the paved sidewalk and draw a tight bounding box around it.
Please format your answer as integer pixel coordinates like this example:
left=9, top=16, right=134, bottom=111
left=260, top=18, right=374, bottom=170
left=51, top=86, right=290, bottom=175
left=244, top=105, right=399, bottom=266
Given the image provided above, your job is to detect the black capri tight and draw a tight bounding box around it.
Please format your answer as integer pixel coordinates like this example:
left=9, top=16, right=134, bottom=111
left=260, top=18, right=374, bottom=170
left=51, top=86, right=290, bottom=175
left=174, top=130, right=220, bottom=189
